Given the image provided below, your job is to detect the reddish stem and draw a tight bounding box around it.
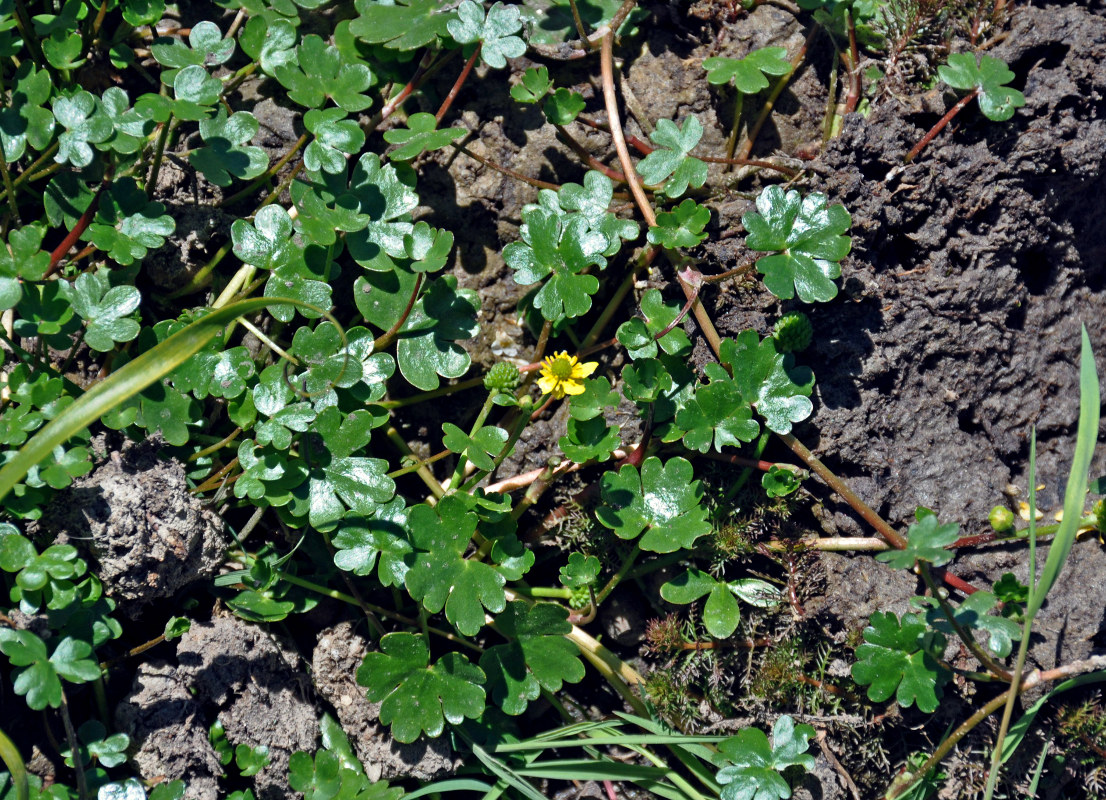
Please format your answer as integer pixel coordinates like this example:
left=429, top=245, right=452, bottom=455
left=904, top=89, right=978, bottom=163
left=372, top=273, right=424, bottom=352
left=842, top=11, right=862, bottom=115
left=436, top=44, right=481, bottom=124
left=555, top=125, right=627, bottom=183
left=46, top=180, right=109, bottom=278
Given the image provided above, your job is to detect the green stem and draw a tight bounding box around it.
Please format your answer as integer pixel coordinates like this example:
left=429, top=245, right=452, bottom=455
left=738, top=26, right=816, bottom=161
left=446, top=388, right=500, bottom=492
left=12, top=142, right=59, bottom=190
left=167, top=237, right=233, bottom=298
left=918, top=563, right=1011, bottom=681
left=385, top=425, right=444, bottom=499
left=146, top=114, right=176, bottom=197
left=0, top=144, right=20, bottom=225
left=515, top=586, right=573, bottom=600
left=724, top=91, right=743, bottom=165
left=461, top=397, right=534, bottom=492
left=380, top=374, right=486, bottom=409
left=594, top=544, right=641, bottom=606
left=278, top=571, right=481, bottom=652
left=372, top=273, right=424, bottom=352
left=387, top=449, right=452, bottom=479
left=218, top=132, right=308, bottom=208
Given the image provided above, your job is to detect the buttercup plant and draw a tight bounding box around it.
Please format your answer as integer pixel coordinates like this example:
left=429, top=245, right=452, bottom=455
left=0, top=1, right=1097, bottom=799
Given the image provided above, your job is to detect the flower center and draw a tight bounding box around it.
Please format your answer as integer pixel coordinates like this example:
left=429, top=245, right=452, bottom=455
left=548, top=356, right=574, bottom=380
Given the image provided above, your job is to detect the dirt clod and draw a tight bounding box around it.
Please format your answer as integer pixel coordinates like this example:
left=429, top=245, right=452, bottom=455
left=175, top=614, right=318, bottom=800
left=41, top=440, right=225, bottom=618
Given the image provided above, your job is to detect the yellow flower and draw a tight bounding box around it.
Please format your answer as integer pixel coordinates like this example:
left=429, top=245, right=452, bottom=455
left=537, top=351, right=597, bottom=399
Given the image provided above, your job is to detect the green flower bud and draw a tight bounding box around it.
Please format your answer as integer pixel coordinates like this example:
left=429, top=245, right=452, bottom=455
left=1093, top=499, right=1106, bottom=534
left=569, top=586, right=591, bottom=609
left=988, top=505, right=1015, bottom=533
left=773, top=311, right=814, bottom=353
left=484, top=362, right=521, bottom=392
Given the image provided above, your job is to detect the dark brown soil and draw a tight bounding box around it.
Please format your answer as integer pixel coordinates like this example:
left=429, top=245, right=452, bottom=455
left=19, top=2, right=1106, bottom=799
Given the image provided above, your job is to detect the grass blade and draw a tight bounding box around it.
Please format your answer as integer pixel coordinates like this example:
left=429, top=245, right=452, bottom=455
left=0, top=298, right=280, bottom=504
left=0, top=726, right=27, bottom=800
left=1027, top=325, right=1100, bottom=618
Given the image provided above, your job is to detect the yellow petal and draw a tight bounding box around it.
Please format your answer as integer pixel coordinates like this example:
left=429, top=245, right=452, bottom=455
left=572, top=361, right=598, bottom=380
left=537, top=375, right=558, bottom=395
left=561, top=380, right=586, bottom=396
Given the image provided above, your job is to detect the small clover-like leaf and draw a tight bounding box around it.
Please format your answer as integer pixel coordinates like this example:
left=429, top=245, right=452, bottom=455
left=675, top=377, right=759, bottom=453
left=383, top=112, right=467, bottom=161
left=597, top=456, right=711, bottom=553
left=762, top=465, right=801, bottom=498
left=304, top=108, right=366, bottom=174
left=938, top=53, right=1025, bottom=122
left=86, top=178, right=175, bottom=266
left=349, top=0, right=456, bottom=51
left=151, top=20, right=234, bottom=77
left=648, top=199, right=710, bottom=248
left=0, top=224, right=50, bottom=310
left=394, top=275, right=478, bottom=391
left=332, top=498, right=411, bottom=587
left=554, top=170, right=639, bottom=257
left=480, top=602, right=584, bottom=715
left=715, top=716, right=816, bottom=800
left=134, top=380, right=200, bottom=446
left=616, top=288, right=692, bottom=360
left=559, top=416, right=620, bottom=463
left=63, top=272, right=141, bottom=352
left=876, top=507, right=959, bottom=569
left=543, top=87, right=585, bottom=125
left=235, top=744, right=270, bottom=777
left=52, top=91, right=113, bottom=167
left=719, top=331, right=814, bottom=435
left=743, top=185, right=852, bottom=303
left=0, top=63, right=55, bottom=162
left=232, top=204, right=298, bottom=271
left=174, top=346, right=256, bottom=400
left=403, top=222, right=453, bottom=272
left=661, top=568, right=741, bottom=639
left=504, top=207, right=606, bottom=322
left=357, top=632, right=485, bottom=742
left=171, top=64, right=222, bottom=120
left=851, top=611, right=948, bottom=712
left=442, top=423, right=509, bottom=472
left=265, top=243, right=336, bottom=322
left=404, top=497, right=509, bottom=635
left=274, top=35, right=375, bottom=113
left=567, top=376, right=619, bottom=421
left=560, top=552, right=601, bottom=588
left=238, top=16, right=297, bottom=74
left=447, top=1, right=526, bottom=69
left=702, top=47, right=790, bottom=93
left=636, top=117, right=708, bottom=199
left=0, top=630, right=100, bottom=710
left=190, top=108, right=269, bottom=187
left=345, top=153, right=420, bottom=270
left=920, top=590, right=1020, bottom=659
left=511, top=66, right=552, bottom=103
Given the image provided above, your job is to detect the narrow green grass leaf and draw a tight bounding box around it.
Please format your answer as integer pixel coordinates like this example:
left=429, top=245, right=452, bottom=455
left=494, top=734, right=727, bottom=752
left=512, top=759, right=669, bottom=781
left=1027, top=326, right=1099, bottom=619
left=0, top=725, right=27, bottom=800
left=0, top=298, right=280, bottom=503
left=402, top=779, right=497, bottom=799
